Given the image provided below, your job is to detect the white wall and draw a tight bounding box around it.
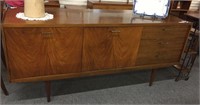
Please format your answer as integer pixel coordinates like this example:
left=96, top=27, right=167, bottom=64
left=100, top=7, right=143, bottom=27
left=190, top=0, right=200, bottom=10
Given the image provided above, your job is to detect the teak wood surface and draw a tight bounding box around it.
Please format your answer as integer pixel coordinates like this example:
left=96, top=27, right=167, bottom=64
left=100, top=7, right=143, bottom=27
left=2, top=8, right=191, bottom=83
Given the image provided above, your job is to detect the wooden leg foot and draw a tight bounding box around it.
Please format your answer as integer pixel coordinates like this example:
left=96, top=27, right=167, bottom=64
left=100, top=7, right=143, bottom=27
left=45, top=81, right=51, bottom=102
left=1, top=76, right=9, bottom=95
left=149, top=69, right=156, bottom=86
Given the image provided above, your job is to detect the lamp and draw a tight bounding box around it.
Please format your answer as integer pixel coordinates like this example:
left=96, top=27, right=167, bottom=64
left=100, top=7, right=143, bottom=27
left=24, top=0, right=45, bottom=18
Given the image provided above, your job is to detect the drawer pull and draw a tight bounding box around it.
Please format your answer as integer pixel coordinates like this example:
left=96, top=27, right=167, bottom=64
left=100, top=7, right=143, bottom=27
left=162, top=28, right=170, bottom=31
left=155, top=52, right=161, bottom=58
left=110, top=30, right=120, bottom=37
left=111, top=30, right=121, bottom=33
left=158, top=42, right=169, bottom=45
left=41, top=32, right=53, bottom=38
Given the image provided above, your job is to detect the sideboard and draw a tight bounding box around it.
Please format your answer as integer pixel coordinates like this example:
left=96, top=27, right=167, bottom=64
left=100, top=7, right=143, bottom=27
left=2, top=8, right=191, bottom=102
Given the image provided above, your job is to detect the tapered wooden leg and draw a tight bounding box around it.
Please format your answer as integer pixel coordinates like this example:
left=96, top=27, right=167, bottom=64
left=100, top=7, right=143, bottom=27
left=1, top=76, right=8, bottom=95
left=45, top=81, right=51, bottom=102
left=149, top=69, right=156, bottom=86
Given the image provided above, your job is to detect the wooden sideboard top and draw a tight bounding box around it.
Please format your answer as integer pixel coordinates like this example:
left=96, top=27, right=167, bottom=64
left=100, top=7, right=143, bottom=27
left=3, top=8, right=190, bottom=27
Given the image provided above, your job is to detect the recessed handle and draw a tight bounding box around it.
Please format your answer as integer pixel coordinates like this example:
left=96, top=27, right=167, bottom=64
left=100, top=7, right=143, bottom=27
left=155, top=52, right=160, bottom=58
left=155, top=54, right=160, bottom=58
left=110, top=30, right=121, bottom=33
left=162, top=28, right=170, bottom=31
left=158, top=42, right=169, bottom=45
left=41, top=32, right=53, bottom=38
left=110, top=30, right=120, bottom=37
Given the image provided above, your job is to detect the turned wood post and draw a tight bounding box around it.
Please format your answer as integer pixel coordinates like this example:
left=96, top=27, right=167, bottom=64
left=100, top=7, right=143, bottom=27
left=45, top=81, right=51, bottom=102
left=149, top=69, right=156, bottom=86
left=1, top=76, right=8, bottom=95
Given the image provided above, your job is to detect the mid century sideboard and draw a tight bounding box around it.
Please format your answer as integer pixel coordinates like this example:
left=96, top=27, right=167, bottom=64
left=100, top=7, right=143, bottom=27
left=2, top=8, right=191, bottom=102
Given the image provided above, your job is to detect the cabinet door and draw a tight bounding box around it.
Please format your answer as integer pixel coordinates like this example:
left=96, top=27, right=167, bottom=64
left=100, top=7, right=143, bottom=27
left=112, top=27, right=142, bottom=68
left=83, top=27, right=115, bottom=71
left=4, top=27, right=83, bottom=81
left=48, top=28, right=83, bottom=75
left=83, top=27, right=142, bottom=71
left=136, top=26, right=190, bottom=65
left=4, top=28, right=50, bottom=80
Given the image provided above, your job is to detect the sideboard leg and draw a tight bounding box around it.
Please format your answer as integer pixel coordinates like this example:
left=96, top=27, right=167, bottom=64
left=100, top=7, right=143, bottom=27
left=149, top=69, right=156, bottom=86
left=45, top=81, right=51, bottom=102
left=1, top=76, right=9, bottom=95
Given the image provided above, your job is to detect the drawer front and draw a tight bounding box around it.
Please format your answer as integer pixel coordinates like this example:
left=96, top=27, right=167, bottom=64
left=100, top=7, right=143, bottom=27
left=136, top=25, right=189, bottom=65
left=136, top=49, right=182, bottom=65
left=139, top=38, right=186, bottom=50
left=142, top=26, right=189, bottom=39
left=136, top=39, right=185, bottom=65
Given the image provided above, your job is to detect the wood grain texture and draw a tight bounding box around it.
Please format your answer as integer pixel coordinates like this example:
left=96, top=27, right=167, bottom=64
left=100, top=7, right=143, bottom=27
left=4, top=28, right=50, bottom=80
left=136, top=26, right=190, bottom=65
left=2, top=8, right=192, bottom=83
left=83, top=27, right=115, bottom=71
left=113, top=27, right=142, bottom=68
left=83, top=27, right=142, bottom=71
left=11, top=62, right=179, bottom=83
left=4, top=27, right=83, bottom=80
left=48, top=28, right=83, bottom=75
left=3, top=8, right=191, bottom=28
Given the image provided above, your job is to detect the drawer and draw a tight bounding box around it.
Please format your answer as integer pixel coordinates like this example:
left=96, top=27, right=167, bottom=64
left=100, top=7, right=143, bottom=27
left=136, top=35, right=187, bottom=65
left=142, top=26, right=189, bottom=39
left=139, top=38, right=186, bottom=51
left=143, top=26, right=189, bottom=33
left=137, top=49, right=182, bottom=58
left=136, top=49, right=182, bottom=65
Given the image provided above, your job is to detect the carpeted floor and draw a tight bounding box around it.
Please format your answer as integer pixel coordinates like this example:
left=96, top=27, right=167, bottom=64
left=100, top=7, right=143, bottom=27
left=1, top=56, right=199, bottom=104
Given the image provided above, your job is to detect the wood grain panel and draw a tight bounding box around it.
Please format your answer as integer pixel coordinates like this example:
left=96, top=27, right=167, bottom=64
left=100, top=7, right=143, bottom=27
left=83, top=27, right=142, bottom=70
left=2, top=8, right=192, bottom=83
left=136, top=26, right=189, bottom=66
left=48, top=28, right=83, bottom=75
left=3, top=8, right=191, bottom=28
left=113, top=27, right=142, bottom=68
left=142, top=26, right=190, bottom=39
left=143, top=26, right=189, bottom=32
left=4, top=28, right=50, bottom=80
left=136, top=49, right=182, bottom=65
left=138, top=38, right=186, bottom=51
left=83, top=27, right=115, bottom=71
